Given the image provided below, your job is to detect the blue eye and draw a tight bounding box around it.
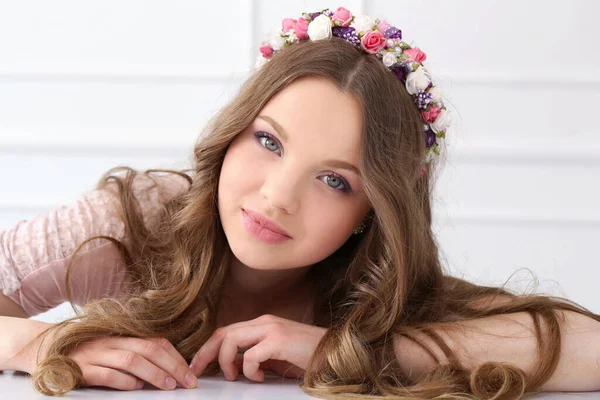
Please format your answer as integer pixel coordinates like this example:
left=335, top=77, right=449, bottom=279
left=320, top=174, right=351, bottom=193
left=255, top=131, right=280, bottom=153
left=253, top=131, right=352, bottom=194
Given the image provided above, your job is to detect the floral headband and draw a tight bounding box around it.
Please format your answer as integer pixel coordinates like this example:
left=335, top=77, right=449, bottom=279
left=255, top=6, right=452, bottom=177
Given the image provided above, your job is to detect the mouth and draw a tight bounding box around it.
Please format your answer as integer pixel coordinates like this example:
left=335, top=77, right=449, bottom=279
left=242, top=208, right=292, bottom=238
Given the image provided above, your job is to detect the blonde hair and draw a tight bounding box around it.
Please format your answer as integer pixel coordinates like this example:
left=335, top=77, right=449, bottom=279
left=24, top=38, right=600, bottom=399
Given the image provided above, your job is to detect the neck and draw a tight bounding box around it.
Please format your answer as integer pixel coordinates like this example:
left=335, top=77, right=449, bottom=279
left=223, top=255, right=312, bottom=302
left=216, top=254, right=316, bottom=327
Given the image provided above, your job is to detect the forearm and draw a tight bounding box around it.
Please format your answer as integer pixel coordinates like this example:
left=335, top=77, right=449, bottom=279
left=393, top=310, right=600, bottom=392
left=0, top=316, right=54, bottom=374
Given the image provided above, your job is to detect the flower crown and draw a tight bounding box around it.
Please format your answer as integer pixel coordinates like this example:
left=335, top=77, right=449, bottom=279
left=255, top=6, right=452, bottom=176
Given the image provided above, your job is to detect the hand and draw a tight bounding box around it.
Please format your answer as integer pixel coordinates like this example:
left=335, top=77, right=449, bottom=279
left=62, top=336, right=199, bottom=391
left=4, top=322, right=199, bottom=392
left=189, top=314, right=327, bottom=382
left=4, top=319, right=198, bottom=391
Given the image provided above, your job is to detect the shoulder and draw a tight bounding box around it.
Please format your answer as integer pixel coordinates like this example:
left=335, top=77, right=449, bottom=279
left=103, top=170, right=192, bottom=228
left=133, top=171, right=191, bottom=204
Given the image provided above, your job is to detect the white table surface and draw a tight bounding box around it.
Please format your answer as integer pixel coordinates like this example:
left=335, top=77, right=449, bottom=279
left=2, top=370, right=599, bottom=399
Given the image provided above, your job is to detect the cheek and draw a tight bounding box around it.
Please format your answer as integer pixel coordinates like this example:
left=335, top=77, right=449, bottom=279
left=303, top=205, right=357, bottom=253
left=218, top=142, right=261, bottom=202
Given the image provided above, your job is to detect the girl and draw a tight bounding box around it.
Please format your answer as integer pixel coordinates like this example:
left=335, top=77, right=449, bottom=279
left=1, top=6, right=599, bottom=399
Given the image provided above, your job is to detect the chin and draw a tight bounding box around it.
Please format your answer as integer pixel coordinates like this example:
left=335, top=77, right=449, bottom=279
left=228, top=240, right=286, bottom=270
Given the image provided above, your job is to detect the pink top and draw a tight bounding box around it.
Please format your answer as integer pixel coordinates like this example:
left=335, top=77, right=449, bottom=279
left=0, top=172, right=190, bottom=317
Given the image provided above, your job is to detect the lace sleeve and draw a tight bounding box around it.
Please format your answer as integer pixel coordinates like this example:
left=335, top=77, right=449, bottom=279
left=0, top=172, right=190, bottom=316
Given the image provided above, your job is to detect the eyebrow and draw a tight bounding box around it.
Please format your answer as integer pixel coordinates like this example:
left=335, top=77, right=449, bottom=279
left=256, top=114, right=360, bottom=175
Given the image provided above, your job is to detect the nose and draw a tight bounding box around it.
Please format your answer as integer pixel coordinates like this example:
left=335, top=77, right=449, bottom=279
left=259, top=163, right=301, bottom=215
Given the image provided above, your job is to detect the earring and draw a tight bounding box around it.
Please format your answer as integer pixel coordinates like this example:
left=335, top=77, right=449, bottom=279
left=353, top=222, right=366, bottom=235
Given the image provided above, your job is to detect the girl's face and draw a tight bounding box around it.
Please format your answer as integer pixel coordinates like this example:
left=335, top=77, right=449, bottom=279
left=217, top=76, right=371, bottom=271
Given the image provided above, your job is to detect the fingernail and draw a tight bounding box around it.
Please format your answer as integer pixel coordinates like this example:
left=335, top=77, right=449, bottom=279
left=185, top=372, right=198, bottom=388
left=136, top=380, right=144, bottom=390
left=165, top=376, right=177, bottom=390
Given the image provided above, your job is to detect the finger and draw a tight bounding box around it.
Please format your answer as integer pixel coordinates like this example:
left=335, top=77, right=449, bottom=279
left=191, top=325, right=256, bottom=378
left=219, top=325, right=268, bottom=382
left=242, top=340, right=281, bottom=382
left=147, top=337, right=190, bottom=370
left=234, top=354, right=273, bottom=374
left=91, top=347, right=179, bottom=390
left=82, top=365, right=144, bottom=391
left=190, top=320, right=267, bottom=375
left=106, top=337, right=196, bottom=389
left=146, top=337, right=197, bottom=386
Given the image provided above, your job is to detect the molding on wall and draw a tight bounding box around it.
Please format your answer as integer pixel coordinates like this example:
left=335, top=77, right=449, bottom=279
left=0, top=65, right=248, bottom=83
left=1, top=202, right=598, bottom=227
left=433, top=69, right=600, bottom=87
left=1, top=65, right=599, bottom=86
left=451, top=137, right=600, bottom=165
left=0, top=141, right=193, bottom=157
left=1, top=135, right=598, bottom=164
left=435, top=207, right=600, bottom=227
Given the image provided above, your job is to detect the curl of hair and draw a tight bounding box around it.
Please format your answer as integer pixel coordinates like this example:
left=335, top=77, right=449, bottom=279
left=24, top=38, right=600, bottom=399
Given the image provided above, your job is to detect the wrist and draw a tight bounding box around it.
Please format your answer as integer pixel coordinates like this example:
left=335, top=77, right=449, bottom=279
left=0, top=317, right=54, bottom=374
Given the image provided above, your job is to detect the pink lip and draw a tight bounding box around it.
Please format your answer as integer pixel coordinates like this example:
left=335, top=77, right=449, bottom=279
left=242, top=208, right=292, bottom=242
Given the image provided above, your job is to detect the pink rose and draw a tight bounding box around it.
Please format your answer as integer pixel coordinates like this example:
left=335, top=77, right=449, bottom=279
left=360, top=30, right=386, bottom=54
left=421, top=105, right=441, bottom=123
left=260, top=43, right=274, bottom=58
left=332, top=7, right=352, bottom=27
left=403, top=47, right=427, bottom=63
left=377, top=19, right=392, bottom=32
left=295, top=17, right=309, bottom=39
left=282, top=18, right=297, bottom=33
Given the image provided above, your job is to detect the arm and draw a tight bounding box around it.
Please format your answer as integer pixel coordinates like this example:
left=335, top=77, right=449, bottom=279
left=393, top=309, right=600, bottom=392
left=0, top=316, right=54, bottom=374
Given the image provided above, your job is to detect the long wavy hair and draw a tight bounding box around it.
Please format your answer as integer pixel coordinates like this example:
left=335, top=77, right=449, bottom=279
left=23, top=37, right=600, bottom=399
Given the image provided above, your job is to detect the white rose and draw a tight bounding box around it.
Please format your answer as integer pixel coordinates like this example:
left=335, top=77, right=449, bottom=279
left=382, top=52, right=397, bottom=67
left=269, top=28, right=286, bottom=50
left=427, top=86, right=443, bottom=103
left=350, top=14, right=375, bottom=34
left=405, top=66, right=431, bottom=95
left=430, top=109, right=452, bottom=133
left=307, top=14, right=332, bottom=41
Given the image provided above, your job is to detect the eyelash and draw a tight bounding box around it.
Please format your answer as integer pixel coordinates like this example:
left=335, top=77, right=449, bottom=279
left=254, top=131, right=353, bottom=194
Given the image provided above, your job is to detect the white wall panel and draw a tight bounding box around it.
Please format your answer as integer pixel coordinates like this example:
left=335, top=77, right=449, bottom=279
left=0, top=79, right=244, bottom=145
left=0, top=0, right=254, bottom=75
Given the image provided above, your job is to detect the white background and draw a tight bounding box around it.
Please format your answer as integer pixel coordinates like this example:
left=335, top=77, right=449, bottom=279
left=0, top=0, right=598, bottom=323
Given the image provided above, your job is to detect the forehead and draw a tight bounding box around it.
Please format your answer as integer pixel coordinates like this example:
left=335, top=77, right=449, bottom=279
left=259, top=77, right=363, bottom=160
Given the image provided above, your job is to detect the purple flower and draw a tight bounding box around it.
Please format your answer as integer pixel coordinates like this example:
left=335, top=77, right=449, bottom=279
left=390, top=63, right=411, bottom=80
left=309, top=12, right=323, bottom=20
left=425, top=127, right=437, bottom=148
left=383, top=27, right=402, bottom=40
left=416, top=91, right=433, bottom=110
left=332, top=26, right=354, bottom=38
left=332, top=26, right=360, bottom=46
